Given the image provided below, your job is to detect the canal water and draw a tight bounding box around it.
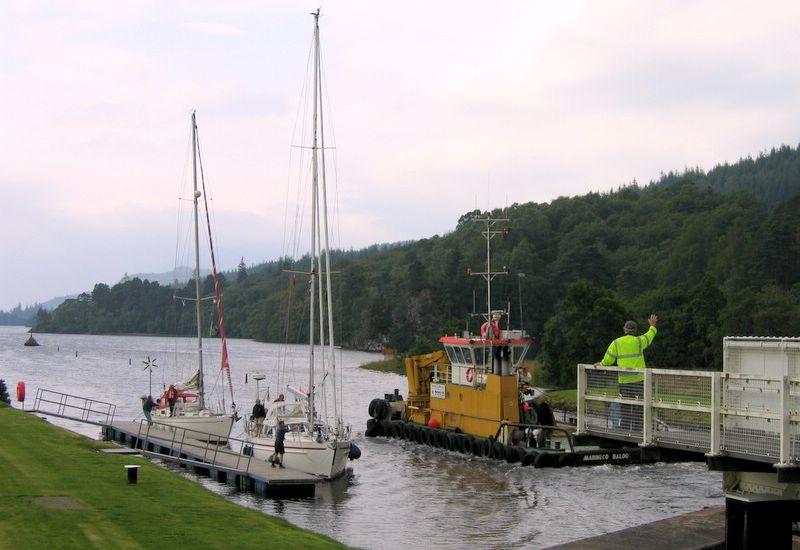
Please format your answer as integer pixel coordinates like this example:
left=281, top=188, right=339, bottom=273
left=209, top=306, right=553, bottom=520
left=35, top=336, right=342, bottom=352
left=0, top=326, right=723, bottom=549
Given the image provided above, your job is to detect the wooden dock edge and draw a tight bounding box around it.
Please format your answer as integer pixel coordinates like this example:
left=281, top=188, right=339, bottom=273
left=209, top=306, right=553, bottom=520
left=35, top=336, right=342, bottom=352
left=102, top=423, right=316, bottom=499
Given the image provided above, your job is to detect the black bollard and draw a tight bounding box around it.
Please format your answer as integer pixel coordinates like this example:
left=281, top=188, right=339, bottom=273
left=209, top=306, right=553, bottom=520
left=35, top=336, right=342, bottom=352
left=124, top=465, right=140, bottom=484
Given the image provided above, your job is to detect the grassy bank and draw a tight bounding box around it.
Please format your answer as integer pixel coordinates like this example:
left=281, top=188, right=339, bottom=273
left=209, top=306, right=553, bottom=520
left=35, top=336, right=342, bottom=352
left=0, top=404, right=348, bottom=549
left=360, top=357, right=404, bottom=375
left=539, top=388, right=577, bottom=412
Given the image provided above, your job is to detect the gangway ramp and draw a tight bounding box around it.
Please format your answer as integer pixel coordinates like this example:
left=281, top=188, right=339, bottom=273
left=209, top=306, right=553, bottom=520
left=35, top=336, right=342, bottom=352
left=31, top=388, right=117, bottom=427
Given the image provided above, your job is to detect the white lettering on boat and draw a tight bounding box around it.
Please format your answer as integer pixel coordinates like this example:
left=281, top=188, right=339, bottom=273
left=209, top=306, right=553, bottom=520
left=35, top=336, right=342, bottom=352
left=581, top=452, right=632, bottom=462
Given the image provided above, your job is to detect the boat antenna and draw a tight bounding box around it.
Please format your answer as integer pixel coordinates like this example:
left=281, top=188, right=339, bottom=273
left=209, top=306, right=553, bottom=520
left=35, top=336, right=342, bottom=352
left=470, top=213, right=509, bottom=323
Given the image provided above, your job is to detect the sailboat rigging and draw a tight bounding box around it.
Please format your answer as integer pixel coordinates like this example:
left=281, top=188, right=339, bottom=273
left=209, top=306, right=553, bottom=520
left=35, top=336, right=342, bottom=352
left=147, top=111, right=238, bottom=443
left=244, top=10, right=356, bottom=479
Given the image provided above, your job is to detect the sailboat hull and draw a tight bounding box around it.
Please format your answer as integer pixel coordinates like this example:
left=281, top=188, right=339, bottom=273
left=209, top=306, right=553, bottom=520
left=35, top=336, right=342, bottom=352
left=247, top=433, right=351, bottom=479
left=152, top=410, right=235, bottom=444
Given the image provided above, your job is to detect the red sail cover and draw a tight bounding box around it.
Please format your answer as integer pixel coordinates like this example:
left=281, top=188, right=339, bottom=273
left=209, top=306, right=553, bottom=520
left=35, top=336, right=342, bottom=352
left=200, top=174, right=234, bottom=404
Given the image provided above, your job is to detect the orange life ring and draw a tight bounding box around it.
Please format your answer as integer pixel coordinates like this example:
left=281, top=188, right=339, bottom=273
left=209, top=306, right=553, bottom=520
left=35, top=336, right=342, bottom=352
left=466, top=368, right=474, bottom=383
left=16, top=381, right=25, bottom=402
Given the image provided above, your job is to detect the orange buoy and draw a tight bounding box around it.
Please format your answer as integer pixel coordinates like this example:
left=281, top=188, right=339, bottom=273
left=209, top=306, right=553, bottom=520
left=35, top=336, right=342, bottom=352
left=427, top=418, right=440, bottom=429
left=16, top=381, right=25, bottom=402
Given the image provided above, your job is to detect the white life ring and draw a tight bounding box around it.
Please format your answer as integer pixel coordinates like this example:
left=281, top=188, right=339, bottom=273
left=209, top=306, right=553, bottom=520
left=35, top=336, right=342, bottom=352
left=466, top=367, right=474, bottom=383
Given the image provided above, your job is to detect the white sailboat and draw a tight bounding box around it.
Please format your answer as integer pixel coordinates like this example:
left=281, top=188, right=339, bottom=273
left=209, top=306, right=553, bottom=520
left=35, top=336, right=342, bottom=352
left=150, top=111, right=238, bottom=443
left=244, top=10, right=354, bottom=479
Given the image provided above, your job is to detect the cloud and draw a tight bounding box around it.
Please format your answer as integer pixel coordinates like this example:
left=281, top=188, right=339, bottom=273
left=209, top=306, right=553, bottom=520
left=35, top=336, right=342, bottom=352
left=2, top=1, right=800, bottom=310
left=183, top=22, right=243, bottom=36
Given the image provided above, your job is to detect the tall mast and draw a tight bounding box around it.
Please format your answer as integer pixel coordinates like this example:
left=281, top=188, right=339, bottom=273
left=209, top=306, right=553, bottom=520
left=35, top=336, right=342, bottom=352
left=307, top=9, right=321, bottom=426
left=191, top=111, right=205, bottom=408
left=316, top=11, right=340, bottom=429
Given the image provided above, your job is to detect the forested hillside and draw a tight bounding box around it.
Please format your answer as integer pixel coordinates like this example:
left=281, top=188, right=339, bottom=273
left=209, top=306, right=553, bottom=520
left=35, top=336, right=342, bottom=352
left=33, top=144, right=800, bottom=387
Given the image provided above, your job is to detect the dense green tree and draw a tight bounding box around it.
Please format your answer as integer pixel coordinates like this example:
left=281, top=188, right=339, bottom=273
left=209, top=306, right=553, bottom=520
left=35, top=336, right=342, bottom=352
left=30, top=144, right=800, bottom=388
left=237, top=257, right=248, bottom=283
left=540, top=280, right=630, bottom=387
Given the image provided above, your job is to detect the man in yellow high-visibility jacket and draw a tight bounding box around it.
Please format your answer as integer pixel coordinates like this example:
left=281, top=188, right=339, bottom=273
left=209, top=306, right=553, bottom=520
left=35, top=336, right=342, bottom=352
left=599, top=313, right=658, bottom=431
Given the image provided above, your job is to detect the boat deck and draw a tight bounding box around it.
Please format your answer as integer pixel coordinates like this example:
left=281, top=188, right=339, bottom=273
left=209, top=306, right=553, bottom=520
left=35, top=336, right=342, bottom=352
left=104, top=420, right=317, bottom=497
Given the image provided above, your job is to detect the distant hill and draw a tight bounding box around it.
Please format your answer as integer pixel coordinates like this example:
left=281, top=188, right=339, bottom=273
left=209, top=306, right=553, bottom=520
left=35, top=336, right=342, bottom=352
left=119, top=266, right=208, bottom=287
left=652, top=143, right=800, bottom=207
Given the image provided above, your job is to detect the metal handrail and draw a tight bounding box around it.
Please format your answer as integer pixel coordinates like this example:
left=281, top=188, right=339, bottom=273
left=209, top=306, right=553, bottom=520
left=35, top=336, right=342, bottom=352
left=134, top=420, right=255, bottom=473
left=33, top=388, right=116, bottom=426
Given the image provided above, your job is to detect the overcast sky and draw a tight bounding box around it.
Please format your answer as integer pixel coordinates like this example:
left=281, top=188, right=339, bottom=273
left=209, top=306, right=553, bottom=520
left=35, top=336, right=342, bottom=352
left=1, top=1, right=799, bottom=311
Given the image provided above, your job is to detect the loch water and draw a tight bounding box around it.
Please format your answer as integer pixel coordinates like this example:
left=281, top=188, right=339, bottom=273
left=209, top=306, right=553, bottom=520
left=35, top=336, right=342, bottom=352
left=0, top=326, right=723, bottom=549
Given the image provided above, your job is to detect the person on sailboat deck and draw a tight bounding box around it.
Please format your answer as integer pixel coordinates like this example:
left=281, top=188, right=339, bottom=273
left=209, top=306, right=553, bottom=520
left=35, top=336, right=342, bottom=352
left=271, top=420, right=290, bottom=468
left=141, top=395, right=155, bottom=425
left=273, top=393, right=285, bottom=402
left=251, top=399, right=266, bottom=435
left=166, top=384, right=178, bottom=416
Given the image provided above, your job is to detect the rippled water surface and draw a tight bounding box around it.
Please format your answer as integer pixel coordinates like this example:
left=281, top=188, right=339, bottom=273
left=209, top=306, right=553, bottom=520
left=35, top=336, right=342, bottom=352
left=0, top=326, right=723, bottom=549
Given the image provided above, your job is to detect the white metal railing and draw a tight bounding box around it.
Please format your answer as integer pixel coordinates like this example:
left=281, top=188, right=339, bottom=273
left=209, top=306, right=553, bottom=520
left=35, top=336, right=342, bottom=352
left=576, top=363, right=798, bottom=466
left=33, top=388, right=117, bottom=426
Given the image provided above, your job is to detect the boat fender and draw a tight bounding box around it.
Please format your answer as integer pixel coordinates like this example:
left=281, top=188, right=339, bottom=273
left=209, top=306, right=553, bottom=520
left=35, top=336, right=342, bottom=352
left=381, top=420, right=392, bottom=437
left=16, top=381, right=25, bottom=403
left=368, top=398, right=383, bottom=419
left=427, top=418, right=440, bottom=429
left=348, top=443, right=361, bottom=460
left=448, top=433, right=460, bottom=452
left=558, top=453, right=576, bottom=468
left=479, top=438, right=493, bottom=458
left=424, top=427, right=436, bottom=447
left=243, top=445, right=253, bottom=456
left=492, top=441, right=506, bottom=461
left=505, top=445, right=522, bottom=464
left=522, top=451, right=538, bottom=467
left=534, top=452, right=556, bottom=468
left=365, top=418, right=381, bottom=437
left=403, top=422, right=414, bottom=440
left=426, top=428, right=437, bottom=447
left=460, top=435, right=474, bottom=455
left=391, top=420, right=404, bottom=439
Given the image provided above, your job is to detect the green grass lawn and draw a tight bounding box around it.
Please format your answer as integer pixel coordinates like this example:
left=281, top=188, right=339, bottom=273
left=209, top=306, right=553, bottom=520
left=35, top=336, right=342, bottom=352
left=0, top=404, right=348, bottom=549
left=359, top=357, right=404, bottom=375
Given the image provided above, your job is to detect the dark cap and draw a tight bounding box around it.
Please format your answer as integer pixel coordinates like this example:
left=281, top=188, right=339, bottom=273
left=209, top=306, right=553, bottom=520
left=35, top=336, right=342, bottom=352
left=623, top=320, right=637, bottom=334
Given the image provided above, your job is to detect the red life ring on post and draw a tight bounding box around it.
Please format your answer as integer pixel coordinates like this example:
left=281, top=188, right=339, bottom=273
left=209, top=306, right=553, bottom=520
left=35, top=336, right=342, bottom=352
left=16, top=381, right=25, bottom=402
left=466, top=368, right=474, bottom=383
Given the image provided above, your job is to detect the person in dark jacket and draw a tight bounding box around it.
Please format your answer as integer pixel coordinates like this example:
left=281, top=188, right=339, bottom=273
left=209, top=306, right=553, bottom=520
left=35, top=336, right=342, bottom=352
left=251, top=399, right=266, bottom=435
left=141, top=395, right=155, bottom=425
left=270, top=420, right=290, bottom=468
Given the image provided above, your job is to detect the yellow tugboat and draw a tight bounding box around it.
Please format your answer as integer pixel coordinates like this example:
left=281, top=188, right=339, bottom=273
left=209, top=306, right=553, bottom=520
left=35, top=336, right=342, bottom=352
left=365, top=214, right=677, bottom=468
